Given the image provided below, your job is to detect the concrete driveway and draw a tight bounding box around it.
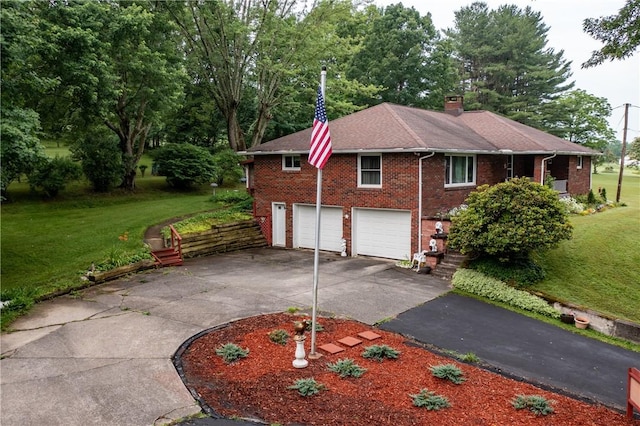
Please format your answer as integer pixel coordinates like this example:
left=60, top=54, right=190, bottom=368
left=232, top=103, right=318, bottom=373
left=1, top=248, right=450, bottom=426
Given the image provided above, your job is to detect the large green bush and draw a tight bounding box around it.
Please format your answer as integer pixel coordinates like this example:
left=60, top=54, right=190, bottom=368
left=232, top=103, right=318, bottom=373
left=72, top=134, right=123, bottom=192
left=152, top=143, right=216, bottom=189
left=452, top=269, right=560, bottom=318
left=448, top=177, right=573, bottom=261
left=28, top=156, right=82, bottom=198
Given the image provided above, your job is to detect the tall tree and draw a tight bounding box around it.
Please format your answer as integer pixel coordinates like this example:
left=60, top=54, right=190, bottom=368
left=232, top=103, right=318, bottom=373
left=0, top=1, right=51, bottom=196
left=165, top=0, right=376, bottom=150
left=540, top=89, right=616, bottom=172
left=33, top=0, right=186, bottom=190
left=265, top=2, right=381, bottom=140
left=346, top=3, right=457, bottom=109
left=583, top=0, right=640, bottom=68
left=542, top=89, right=616, bottom=171
left=447, top=2, right=573, bottom=126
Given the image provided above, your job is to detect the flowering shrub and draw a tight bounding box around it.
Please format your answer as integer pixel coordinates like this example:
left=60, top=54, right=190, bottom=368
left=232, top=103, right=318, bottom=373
left=559, top=197, right=584, bottom=214
left=452, top=269, right=560, bottom=319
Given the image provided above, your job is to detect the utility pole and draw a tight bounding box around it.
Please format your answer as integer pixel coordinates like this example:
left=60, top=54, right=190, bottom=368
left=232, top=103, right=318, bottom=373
left=616, top=103, right=630, bottom=203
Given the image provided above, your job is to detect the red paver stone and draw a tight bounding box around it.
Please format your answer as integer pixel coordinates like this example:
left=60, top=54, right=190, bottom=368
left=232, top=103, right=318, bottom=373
left=357, top=331, right=381, bottom=341
left=337, top=336, right=362, bottom=347
left=318, top=343, right=344, bottom=354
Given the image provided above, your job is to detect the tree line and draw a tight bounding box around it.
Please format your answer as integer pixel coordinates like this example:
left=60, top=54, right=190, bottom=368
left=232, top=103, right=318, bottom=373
left=2, top=0, right=636, bottom=197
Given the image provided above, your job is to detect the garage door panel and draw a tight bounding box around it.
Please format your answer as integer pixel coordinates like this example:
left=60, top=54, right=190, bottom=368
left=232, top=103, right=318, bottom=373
left=294, top=205, right=343, bottom=252
left=353, top=209, right=411, bottom=260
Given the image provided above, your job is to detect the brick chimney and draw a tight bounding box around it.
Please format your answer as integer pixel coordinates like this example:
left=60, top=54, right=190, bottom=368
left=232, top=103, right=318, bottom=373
left=444, top=95, right=464, bottom=116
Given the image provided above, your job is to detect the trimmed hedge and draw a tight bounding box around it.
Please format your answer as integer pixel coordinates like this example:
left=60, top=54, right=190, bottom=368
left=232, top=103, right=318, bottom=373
left=452, top=269, right=559, bottom=319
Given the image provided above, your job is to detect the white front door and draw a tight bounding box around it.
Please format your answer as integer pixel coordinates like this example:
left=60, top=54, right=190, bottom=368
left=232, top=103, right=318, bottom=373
left=272, top=203, right=286, bottom=246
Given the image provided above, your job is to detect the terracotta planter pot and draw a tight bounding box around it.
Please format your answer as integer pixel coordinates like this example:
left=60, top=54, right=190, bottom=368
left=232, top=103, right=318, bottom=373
left=575, top=316, right=590, bottom=329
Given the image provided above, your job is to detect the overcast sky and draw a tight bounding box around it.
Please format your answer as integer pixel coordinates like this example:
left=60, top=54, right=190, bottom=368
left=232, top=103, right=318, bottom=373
left=375, top=0, right=639, bottom=143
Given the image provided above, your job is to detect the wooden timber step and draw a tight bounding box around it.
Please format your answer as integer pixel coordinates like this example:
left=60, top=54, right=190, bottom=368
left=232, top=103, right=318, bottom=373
left=152, top=248, right=183, bottom=267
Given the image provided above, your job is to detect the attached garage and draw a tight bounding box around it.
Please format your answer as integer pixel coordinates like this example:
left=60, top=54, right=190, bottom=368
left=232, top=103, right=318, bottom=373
left=352, top=208, right=411, bottom=260
left=293, top=205, right=344, bottom=253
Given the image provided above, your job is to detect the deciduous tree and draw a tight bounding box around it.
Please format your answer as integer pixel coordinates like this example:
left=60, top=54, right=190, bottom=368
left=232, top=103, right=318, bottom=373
left=346, top=3, right=457, bottom=109
left=582, top=0, right=640, bottom=68
left=165, top=0, right=375, bottom=150
left=33, top=0, right=186, bottom=190
left=540, top=89, right=616, bottom=172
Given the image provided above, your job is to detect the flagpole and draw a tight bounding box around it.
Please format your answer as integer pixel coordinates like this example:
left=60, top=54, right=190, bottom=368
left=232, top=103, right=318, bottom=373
left=309, top=66, right=327, bottom=358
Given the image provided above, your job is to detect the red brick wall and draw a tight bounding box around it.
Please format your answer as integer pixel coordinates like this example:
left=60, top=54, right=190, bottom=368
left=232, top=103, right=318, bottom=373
left=253, top=153, right=421, bottom=254
left=420, top=154, right=506, bottom=217
left=567, top=156, right=591, bottom=195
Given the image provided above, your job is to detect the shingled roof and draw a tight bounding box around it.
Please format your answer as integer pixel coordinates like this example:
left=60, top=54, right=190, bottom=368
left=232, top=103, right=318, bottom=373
left=247, top=103, right=597, bottom=156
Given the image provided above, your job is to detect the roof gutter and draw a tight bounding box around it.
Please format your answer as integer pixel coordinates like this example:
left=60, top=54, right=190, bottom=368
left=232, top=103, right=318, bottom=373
left=540, top=152, right=557, bottom=185
left=244, top=148, right=598, bottom=156
left=418, top=151, right=436, bottom=253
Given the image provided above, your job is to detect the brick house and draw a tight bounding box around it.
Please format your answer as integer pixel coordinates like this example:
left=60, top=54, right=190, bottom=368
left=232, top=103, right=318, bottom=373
left=243, top=96, right=597, bottom=262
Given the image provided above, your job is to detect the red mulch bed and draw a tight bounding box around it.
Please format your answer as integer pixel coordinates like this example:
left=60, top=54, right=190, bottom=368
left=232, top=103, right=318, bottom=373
left=179, top=313, right=639, bottom=426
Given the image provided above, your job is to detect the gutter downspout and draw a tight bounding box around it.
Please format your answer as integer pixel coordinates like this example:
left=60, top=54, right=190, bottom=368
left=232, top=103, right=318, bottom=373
left=418, top=152, right=435, bottom=253
left=540, top=152, right=557, bottom=185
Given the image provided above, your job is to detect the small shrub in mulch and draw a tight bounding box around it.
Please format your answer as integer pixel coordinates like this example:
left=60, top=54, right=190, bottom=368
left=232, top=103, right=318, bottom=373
left=215, top=343, right=249, bottom=363
left=361, top=344, right=400, bottom=362
left=409, top=389, right=451, bottom=410
left=326, top=358, right=367, bottom=378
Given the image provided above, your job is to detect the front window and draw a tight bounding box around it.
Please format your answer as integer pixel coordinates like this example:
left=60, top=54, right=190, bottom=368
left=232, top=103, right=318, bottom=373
left=577, top=155, right=583, bottom=169
left=445, top=155, right=476, bottom=187
left=282, top=155, right=301, bottom=171
left=358, top=154, right=382, bottom=187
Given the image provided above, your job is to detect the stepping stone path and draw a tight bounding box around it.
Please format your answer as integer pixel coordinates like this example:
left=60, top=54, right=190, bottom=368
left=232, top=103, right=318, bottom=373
left=319, top=331, right=381, bottom=355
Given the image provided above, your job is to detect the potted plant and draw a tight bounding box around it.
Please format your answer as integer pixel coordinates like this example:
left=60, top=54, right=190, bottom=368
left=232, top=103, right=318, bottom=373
left=574, top=316, right=590, bottom=329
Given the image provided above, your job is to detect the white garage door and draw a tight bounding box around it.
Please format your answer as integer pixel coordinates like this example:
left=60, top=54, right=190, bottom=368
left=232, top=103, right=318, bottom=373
left=352, top=208, right=411, bottom=260
left=293, top=205, right=344, bottom=252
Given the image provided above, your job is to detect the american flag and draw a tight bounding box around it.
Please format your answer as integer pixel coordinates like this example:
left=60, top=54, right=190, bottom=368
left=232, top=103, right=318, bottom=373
left=308, top=87, right=332, bottom=169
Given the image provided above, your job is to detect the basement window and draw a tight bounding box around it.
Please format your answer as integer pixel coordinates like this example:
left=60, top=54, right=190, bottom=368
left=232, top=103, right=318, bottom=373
left=282, top=155, right=301, bottom=171
left=445, top=154, right=476, bottom=187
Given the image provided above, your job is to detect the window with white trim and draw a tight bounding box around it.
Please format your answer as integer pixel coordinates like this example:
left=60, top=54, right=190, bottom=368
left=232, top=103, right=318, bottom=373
left=358, top=154, right=382, bottom=187
left=282, top=155, right=301, bottom=171
left=506, top=154, right=514, bottom=180
left=577, top=155, right=583, bottom=169
left=445, top=154, right=476, bottom=187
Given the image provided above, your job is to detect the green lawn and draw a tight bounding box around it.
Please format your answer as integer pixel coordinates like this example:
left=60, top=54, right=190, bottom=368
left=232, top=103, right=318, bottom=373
left=531, top=167, right=640, bottom=323
left=1, top=179, right=232, bottom=296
